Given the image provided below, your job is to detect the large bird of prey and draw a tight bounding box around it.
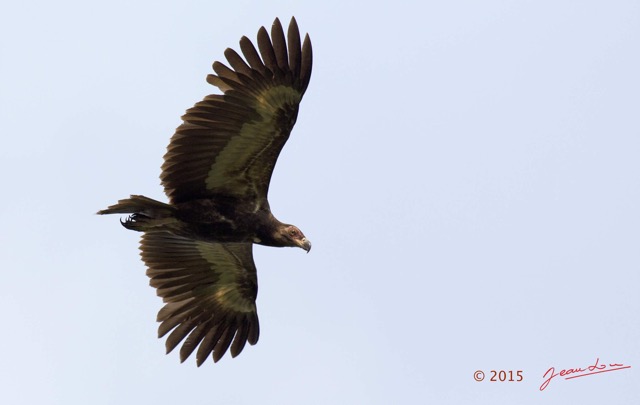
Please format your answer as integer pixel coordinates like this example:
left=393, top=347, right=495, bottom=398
left=98, top=17, right=312, bottom=365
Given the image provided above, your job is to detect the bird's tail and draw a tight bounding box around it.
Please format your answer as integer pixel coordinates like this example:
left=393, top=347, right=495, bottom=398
left=97, top=195, right=178, bottom=232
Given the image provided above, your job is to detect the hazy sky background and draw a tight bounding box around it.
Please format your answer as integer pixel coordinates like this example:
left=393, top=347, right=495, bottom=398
left=1, top=1, right=639, bottom=403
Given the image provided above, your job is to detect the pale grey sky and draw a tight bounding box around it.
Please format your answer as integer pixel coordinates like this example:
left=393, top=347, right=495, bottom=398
left=1, top=1, right=639, bottom=404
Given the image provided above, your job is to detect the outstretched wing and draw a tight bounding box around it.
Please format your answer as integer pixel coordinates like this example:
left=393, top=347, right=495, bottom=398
left=161, top=17, right=313, bottom=204
left=140, top=231, right=259, bottom=365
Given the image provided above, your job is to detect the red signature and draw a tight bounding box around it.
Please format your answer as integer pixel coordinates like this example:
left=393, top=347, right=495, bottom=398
left=540, top=358, right=631, bottom=391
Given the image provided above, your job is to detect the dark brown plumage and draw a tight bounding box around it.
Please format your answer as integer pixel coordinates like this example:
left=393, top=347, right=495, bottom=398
left=98, top=17, right=312, bottom=365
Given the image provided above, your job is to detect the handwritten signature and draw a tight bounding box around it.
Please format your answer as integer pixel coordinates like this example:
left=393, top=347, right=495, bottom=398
left=540, top=358, right=631, bottom=391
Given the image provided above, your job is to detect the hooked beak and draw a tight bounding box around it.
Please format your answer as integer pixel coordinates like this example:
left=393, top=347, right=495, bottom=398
left=300, top=238, right=312, bottom=253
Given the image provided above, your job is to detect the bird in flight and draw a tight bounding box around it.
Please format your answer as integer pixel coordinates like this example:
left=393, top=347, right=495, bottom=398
left=98, top=17, right=312, bottom=365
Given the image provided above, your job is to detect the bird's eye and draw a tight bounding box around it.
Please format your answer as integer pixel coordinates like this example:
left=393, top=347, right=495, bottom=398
left=289, top=229, right=297, bottom=236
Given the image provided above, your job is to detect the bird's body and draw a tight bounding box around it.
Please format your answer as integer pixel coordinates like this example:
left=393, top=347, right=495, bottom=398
left=98, top=17, right=312, bottom=365
left=113, top=195, right=301, bottom=247
left=173, top=197, right=274, bottom=244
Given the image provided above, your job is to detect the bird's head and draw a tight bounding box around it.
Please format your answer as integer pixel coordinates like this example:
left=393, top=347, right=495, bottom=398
left=279, top=224, right=311, bottom=252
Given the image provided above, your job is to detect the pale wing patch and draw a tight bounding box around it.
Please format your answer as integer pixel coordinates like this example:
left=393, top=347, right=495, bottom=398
left=205, top=85, right=302, bottom=196
left=255, top=86, right=303, bottom=115
left=195, top=242, right=256, bottom=313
